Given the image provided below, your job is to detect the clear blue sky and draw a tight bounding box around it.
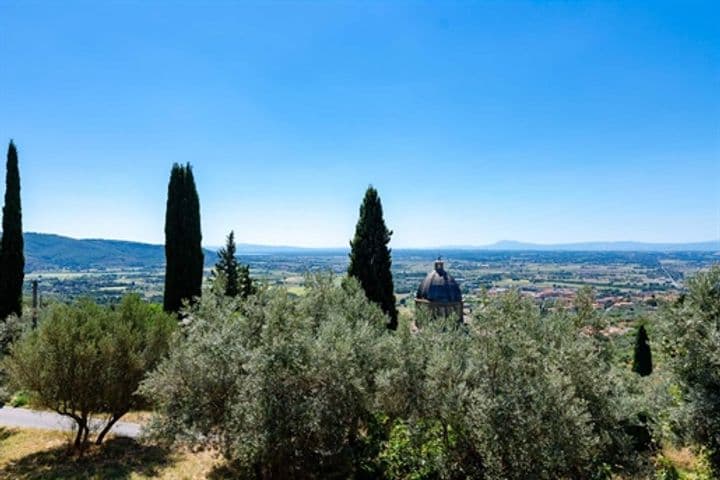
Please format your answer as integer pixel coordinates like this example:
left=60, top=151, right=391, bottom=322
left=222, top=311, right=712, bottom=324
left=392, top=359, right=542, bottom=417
left=1, top=1, right=718, bottom=247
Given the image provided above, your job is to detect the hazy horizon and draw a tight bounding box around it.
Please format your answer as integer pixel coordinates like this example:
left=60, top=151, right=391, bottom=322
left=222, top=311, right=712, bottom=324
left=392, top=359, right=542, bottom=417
left=16, top=230, right=720, bottom=251
left=1, top=1, right=718, bottom=248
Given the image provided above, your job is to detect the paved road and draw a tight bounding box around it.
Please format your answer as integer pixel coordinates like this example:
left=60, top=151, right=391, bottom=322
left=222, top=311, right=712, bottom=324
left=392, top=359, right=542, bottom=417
left=0, top=407, right=141, bottom=438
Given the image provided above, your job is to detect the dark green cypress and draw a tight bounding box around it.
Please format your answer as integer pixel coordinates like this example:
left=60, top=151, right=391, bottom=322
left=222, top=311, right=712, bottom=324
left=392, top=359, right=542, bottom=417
left=215, top=231, right=240, bottom=297
left=238, top=263, right=255, bottom=299
left=163, top=165, right=181, bottom=312
left=183, top=166, right=204, bottom=304
left=163, top=163, right=204, bottom=314
left=0, top=141, right=25, bottom=320
left=632, top=324, right=653, bottom=377
left=348, top=186, right=398, bottom=329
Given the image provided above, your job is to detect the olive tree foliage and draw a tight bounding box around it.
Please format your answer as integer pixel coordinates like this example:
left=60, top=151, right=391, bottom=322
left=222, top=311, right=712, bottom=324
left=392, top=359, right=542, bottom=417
left=661, top=266, right=720, bottom=474
left=142, top=275, right=391, bottom=479
left=4, top=295, right=175, bottom=450
left=377, top=312, right=484, bottom=479
left=144, top=279, right=649, bottom=479
left=379, top=292, right=644, bottom=480
left=0, top=311, right=30, bottom=405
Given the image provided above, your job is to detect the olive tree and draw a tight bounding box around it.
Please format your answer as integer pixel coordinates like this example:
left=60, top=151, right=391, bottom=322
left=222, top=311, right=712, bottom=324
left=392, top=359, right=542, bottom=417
left=142, top=275, right=391, bottom=478
left=661, top=267, right=720, bottom=474
left=379, top=292, right=644, bottom=480
left=0, top=311, right=29, bottom=405
left=471, top=292, right=645, bottom=478
left=4, top=295, right=175, bottom=450
left=143, top=279, right=650, bottom=479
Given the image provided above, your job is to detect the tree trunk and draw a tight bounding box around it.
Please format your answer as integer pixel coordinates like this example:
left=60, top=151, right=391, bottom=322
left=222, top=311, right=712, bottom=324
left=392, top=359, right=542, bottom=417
left=95, top=413, right=123, bottom=445
left=73, top=421, right=84, bottom=449
left=79, top=416, right=90, bottom=456
left=74, top=415, right=89, bottom=455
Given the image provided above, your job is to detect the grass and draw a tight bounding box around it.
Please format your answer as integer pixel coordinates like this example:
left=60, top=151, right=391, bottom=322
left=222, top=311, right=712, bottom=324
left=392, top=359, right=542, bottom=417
left=658, top=445, right=714, bottom=480
left=1, top=429, right=713, bottom=479
left=8, top=391, right=30, bottom=408
left=0, top=427, right=223, bottom=479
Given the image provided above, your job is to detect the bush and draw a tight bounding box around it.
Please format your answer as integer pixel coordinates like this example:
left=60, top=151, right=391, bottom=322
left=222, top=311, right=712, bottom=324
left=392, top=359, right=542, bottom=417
left=4, top=295, right=175, bottom=450
left=142, top=276, right=391, bottom=478
left=0, top=311, right=30, bottom=405
left=145, top=279, right=648, bottom=479
left=379, top=292, right=643, bottom=479
left=9, top=390, right=29, bottom=407
left=661, top=267, right=720, bottom=475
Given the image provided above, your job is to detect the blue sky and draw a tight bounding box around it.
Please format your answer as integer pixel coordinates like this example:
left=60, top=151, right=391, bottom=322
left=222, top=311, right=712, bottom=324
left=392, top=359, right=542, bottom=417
left=0, top=1, right=718, bottom=247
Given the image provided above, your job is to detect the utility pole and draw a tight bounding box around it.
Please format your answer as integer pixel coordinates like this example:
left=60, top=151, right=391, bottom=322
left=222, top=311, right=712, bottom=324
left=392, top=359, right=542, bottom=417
left=31, top=279, right=39, bottom=329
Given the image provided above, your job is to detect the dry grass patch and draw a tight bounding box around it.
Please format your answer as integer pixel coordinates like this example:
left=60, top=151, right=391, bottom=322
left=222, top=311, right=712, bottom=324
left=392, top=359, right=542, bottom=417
left=655, top=444, right=714, bottom=480
left=663, top=445, right=698, bottom=472
left=121, top=410, right=154, bottom=425
left=0, top=427, right=223, bottom=479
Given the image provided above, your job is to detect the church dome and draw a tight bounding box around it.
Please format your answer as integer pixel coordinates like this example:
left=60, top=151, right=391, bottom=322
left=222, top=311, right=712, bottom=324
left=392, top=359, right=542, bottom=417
left=416, top=259, right=462, bottom=304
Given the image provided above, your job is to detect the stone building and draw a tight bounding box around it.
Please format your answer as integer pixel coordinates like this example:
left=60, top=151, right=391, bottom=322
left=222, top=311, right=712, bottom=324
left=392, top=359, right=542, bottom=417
left=415, top=258, right=463, bottom=322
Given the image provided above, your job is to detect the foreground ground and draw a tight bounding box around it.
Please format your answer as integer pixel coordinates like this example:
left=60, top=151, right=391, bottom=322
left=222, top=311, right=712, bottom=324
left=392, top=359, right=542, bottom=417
left=0, top=426, right=711, bottom=479
left=0, top=427, right=222, bottom=480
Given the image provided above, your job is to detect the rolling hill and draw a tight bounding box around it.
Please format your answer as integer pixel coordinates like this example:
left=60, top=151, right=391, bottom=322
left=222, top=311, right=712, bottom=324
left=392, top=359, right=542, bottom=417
left=23, top=233, right=215, bottom=271
left=9, top=233, right=720, bottom=272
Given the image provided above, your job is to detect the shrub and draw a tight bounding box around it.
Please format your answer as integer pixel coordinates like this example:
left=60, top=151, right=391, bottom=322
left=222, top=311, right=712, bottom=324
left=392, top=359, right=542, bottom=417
left=4, top=295, right=175, bottom=450
left=0, top=311, right=30, bottom=405
left=380, top=292, right=642, bottom=479
left=144, top=279, right=649, bottom=479
left=142, top=276, right=391, bottom=478
left=9, top=390, right=29, bottom=407
left=661, top=267, right=720, bottom=475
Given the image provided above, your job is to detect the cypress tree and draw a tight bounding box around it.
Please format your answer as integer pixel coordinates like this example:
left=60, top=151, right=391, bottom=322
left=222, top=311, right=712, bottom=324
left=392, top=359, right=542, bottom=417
left=163, top=163, right=204, bottom=314
left=238, top=263, right=255, bottom=299
left=348, top=186, right=398, bottom=329
left=0, top=141, right=25, bottom=320
left=632, top=324, right=653, bottom=377
left=215, top=231, right=240, bottom=297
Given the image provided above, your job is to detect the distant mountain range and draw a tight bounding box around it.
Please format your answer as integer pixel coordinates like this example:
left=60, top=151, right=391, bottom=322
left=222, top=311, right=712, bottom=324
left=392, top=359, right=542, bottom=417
left=11, top=233, right=720, bottom=272
left=473, top=240, right=720, bottom=252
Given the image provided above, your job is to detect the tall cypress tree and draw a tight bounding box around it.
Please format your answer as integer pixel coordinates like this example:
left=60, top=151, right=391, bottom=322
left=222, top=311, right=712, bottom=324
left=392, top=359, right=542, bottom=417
left=632, top=324, right=653, bottom=377
left=348, top=186, right=398, bottom=329
left=0, top=141, right=25, bottom=320
left=163, top=163, right=204, bottom=314
left=215, top=231, right=240, bottom=297
left=238, top=263, right=255, bottom=299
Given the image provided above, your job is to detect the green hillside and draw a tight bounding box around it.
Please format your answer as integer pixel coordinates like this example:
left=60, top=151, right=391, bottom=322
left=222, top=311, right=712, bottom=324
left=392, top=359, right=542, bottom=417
left=22, top=233, right=214, bottom=272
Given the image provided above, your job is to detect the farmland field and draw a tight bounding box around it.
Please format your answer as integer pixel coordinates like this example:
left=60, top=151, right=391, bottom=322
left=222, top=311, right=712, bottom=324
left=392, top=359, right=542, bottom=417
left=26, top=250, right=718, bottom=318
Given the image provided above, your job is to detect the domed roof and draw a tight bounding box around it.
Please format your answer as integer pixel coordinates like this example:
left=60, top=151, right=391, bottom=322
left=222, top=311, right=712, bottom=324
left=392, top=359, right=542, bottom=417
left=416, top=259, right=462, bottom=304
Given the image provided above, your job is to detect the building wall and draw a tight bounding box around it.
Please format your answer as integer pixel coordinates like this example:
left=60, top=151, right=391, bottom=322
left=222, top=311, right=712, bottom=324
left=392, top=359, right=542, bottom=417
left=414, top=299, right=464, bottom=323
